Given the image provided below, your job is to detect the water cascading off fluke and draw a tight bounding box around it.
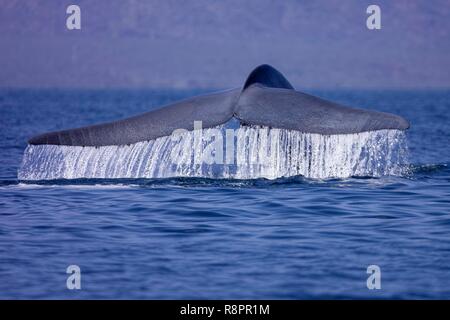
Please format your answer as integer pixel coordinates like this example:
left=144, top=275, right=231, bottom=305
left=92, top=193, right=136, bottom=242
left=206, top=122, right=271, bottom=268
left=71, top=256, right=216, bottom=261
left=19, top=123, right=409, bottom=181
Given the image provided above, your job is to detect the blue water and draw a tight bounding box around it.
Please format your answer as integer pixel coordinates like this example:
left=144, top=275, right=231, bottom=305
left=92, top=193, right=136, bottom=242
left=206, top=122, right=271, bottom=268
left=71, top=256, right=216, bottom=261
left=0, top=89, right=449, bottom=299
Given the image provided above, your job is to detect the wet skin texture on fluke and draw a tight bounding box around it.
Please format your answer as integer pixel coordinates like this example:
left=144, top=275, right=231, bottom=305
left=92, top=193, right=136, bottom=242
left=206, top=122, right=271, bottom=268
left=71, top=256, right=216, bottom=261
left=28, top=64, right=410, bottom=147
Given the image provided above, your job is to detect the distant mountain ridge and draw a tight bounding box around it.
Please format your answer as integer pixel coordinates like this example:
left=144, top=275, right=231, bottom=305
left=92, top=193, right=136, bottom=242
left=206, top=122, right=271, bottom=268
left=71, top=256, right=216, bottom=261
left=0, top=0, right=449, bottom=88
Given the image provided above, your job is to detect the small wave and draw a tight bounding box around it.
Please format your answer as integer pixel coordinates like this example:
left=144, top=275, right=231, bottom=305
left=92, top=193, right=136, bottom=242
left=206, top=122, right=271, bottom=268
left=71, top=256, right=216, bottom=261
left=0, top=179, right=19, bottom=187
left=409, top=163, right=448, bottom=174
left=13, top=174, right=405, bottom=190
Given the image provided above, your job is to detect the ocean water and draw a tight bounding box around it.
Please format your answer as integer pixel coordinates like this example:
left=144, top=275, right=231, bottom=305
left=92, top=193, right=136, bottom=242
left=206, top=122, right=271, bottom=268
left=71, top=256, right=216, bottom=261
left=0, top=88, right=449, bottom=299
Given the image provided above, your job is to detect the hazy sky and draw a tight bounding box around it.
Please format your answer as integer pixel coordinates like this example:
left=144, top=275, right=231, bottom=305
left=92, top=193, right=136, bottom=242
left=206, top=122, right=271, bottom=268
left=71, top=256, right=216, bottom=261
left=1, top=0, right=449, bottom=89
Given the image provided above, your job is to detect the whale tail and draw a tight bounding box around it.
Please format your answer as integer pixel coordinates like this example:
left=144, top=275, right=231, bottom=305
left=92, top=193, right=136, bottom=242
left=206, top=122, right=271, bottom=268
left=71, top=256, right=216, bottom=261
left=21, top=64, right=410, bottom=180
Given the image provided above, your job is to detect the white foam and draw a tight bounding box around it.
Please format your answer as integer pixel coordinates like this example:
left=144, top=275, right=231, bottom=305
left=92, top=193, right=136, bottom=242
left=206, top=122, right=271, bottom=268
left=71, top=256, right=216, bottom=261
left=18, top=125, right=409, bottom=180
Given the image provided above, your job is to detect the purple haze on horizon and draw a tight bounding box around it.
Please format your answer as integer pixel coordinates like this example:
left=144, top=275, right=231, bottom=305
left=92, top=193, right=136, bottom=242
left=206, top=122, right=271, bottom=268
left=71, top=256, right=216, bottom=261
left=0, top=0, right=449, bottom=89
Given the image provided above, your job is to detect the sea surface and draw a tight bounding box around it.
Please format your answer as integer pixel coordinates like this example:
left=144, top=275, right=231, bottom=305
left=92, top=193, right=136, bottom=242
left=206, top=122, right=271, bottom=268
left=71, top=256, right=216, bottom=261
left=0, top=89, right=449, bottom=299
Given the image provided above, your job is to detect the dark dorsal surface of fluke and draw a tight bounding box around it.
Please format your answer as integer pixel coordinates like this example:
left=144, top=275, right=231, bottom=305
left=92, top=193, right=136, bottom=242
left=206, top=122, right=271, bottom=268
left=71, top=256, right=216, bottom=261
left=242, top=64, right=294, bottom=90
left=28, top=64, right=409, bottom=146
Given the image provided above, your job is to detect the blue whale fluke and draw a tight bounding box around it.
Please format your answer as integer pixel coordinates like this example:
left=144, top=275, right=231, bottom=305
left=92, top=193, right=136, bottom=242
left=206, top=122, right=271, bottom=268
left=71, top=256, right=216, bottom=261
left=28, top=64, right=409, bottom=147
